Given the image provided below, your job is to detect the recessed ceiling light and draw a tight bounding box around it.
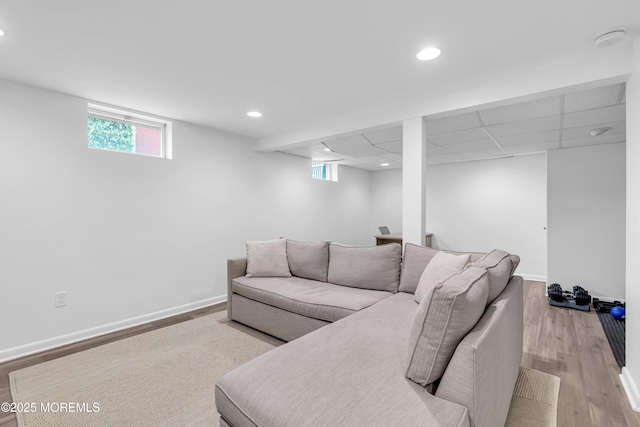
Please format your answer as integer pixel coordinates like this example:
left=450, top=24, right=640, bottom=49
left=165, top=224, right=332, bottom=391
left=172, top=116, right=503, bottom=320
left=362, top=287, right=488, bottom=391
left=0, top=28, right=5, bottom=37
left=381, top=163, right=390, bottom=167
left=416, top=47, right=441, bottom=61
left=590, top=127, right=612, bottom=137
left=247, top=111, right=262, bottom=118
left=320, top=142, right=333, bottom=152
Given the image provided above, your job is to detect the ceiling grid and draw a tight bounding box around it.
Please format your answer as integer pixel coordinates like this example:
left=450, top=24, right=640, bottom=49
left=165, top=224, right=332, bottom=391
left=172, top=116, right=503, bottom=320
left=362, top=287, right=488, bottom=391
left=280, top=83, right=627, bottom=170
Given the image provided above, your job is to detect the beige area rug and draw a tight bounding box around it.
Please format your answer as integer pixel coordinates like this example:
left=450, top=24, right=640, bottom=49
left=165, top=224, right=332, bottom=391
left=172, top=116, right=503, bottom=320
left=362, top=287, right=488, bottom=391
left=506, top=367, right=561, bottom=426
left=9, top=311, right=282, bottom=427
left=11, top=312, right=560, bottom=427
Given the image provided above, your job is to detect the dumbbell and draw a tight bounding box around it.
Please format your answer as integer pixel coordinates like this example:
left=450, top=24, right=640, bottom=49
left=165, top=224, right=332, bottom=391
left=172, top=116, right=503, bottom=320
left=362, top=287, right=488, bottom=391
left=548, top=283, right=564, bottom=302
left=573, top=285, right=591, bottom=306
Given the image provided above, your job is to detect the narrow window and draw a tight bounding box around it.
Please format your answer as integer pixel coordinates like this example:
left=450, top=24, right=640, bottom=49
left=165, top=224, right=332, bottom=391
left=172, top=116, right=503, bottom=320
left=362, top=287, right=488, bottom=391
left=87, top=104, right=172, bottom=159
left=312, top=160, right=338, bottom=182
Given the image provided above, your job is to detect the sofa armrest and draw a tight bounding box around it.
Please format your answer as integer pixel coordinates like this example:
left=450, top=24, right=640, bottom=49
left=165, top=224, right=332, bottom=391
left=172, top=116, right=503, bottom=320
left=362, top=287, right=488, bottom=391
left=227, top=257, right=247, bottom=318
left=435, top=276, right=523, bottom=427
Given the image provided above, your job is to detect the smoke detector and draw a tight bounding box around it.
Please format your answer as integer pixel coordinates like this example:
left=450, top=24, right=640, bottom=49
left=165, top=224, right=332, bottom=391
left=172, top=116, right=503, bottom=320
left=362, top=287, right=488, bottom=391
left=594, top=28, right=626, bottom=48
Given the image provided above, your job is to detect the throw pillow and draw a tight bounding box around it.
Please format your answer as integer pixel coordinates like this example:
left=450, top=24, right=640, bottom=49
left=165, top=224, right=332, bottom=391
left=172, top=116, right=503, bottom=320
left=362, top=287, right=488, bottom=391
left=413, top=251, right=471, bottom=303
left=470, top=249, right=512, bottom=305
left=406, top=266, right=490, bottom=388
left=286, top=239, right=330, bottom=282
left=245, top=239, right=291, bottom=278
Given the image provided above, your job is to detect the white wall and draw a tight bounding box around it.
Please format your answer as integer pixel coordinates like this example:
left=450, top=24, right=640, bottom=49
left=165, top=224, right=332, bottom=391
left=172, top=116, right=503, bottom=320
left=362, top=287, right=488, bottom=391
left=547, top=143, right=626, bottom=300
left=425, top=154, right=547, bottom=280
left=0, top=79, right=372, bottom=361
left=370, top=169, right=403, bottom=239
left=369, top=154, right=547, bottom=279
left=622, top=35, right=640, bottom=412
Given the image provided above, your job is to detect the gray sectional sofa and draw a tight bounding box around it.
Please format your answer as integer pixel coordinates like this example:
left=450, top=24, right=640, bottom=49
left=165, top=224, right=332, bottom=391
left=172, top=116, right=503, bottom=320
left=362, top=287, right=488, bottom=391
left=217, top=240, right=523, bottom=427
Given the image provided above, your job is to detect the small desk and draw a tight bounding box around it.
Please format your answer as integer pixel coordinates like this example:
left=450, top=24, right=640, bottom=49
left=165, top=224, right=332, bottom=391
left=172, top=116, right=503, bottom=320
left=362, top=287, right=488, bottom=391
left=374, top=233, right=433, bottom=248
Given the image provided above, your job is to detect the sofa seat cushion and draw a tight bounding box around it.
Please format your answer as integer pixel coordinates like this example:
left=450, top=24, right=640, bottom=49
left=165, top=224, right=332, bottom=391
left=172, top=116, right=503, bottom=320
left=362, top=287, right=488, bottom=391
left=232, top=276, right=394, bottom=323
left=216, top=293, right=470, bottom=427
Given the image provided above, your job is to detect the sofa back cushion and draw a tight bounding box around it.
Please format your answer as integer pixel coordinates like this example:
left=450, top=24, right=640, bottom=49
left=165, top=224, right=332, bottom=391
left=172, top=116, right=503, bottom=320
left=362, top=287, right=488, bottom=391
left=327, top=243, right=401, bottom=292
left=413, top=251, right=471, bottom=303
left=286, top=240, right=330, bottom=282
left=469, top=249, right=512, bottom=305
left=399, top=243, right=520, bottom=294
left=405, top=266, right=489, bottom=387
left=246, top=239, right=291, bottom=278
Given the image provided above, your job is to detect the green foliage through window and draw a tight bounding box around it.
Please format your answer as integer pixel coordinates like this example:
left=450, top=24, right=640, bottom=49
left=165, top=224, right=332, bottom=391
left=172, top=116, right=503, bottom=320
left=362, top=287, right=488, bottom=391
left=88, top=116, right=136, bottom=153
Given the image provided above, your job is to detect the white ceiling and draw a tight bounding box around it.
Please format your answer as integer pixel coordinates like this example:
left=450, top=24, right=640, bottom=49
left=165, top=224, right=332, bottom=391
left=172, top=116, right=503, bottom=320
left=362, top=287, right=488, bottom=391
left=0, top=1, right=638, bottom=147
left=281, top=83, right=626, bottom=170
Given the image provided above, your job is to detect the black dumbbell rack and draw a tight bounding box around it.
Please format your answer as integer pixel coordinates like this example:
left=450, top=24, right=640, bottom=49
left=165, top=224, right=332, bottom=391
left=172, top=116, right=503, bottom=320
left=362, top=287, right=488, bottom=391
left=547, top=283, right=591, bottom=312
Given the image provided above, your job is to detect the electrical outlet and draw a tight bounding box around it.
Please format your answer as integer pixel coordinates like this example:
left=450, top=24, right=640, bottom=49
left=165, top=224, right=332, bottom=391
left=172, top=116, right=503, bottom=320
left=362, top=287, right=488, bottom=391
left=55, top=291, right=68, bottom=308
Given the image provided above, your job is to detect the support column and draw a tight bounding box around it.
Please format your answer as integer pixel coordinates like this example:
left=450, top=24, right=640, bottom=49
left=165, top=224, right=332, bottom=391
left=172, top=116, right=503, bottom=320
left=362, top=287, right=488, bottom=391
left=622, top=34, right=640, bottom=413
left=402, top=117, right=427, bottom=248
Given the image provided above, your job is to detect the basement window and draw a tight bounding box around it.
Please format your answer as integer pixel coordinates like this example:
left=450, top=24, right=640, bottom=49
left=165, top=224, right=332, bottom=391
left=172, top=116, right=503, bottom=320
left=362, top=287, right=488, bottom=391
left=312, top=160, right=338, bottom=182
left=87, top=103, right=172, bottom=159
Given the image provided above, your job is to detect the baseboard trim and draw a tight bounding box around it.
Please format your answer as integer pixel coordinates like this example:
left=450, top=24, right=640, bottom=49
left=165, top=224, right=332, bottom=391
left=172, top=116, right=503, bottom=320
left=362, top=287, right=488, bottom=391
left=0, top=296, right=227, bottom=363
left=620, top=367, right=640, bottom=413
left=520, top=274, right=546, bottom=282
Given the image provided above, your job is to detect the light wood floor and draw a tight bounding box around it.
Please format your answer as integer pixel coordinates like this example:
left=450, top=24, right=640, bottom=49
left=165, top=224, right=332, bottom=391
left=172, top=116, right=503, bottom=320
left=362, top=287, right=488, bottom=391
left=521, top=280, right=640, bottom=427
left=1, top=281, right=638, bottom=426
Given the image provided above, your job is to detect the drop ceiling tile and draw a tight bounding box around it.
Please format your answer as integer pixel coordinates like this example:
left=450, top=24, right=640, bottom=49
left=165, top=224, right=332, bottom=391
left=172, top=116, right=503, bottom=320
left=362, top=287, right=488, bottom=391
left=309, top=144, right=333, bottom=153
left=428, top=128, right=488, bottom=146
left=496, top=130, right=560, bottom=146
left=563, top=104, right=625, bottom=129
left=380, top=153, right=403, bottom=162
left=562, top=120, right=625, bottom=140
left=425, top=112, right=483, bottom=135
left=427, top=146, right=452, bottom=157
left=502, top=141, right=560, bottom=154
left=479, top=96, right=561, bottom=125
left=363, top=126, right=402, bottom=144
left=376, top=140, right=403, bottom=153
left=562, top=134, right=626, bottom=148
left=324, top=134, right=370, bottom=151
left=353, top=156, right=383, bottom=163
left=427, top=154, right=461, bottom=165
left=486, top=115, right=561, bottom=137
left=563, top=84, right=623, bottom=113
left=336, top=160, right=359, bottom=166
left=333, top=144, right=387, bottom=158
left=445, top=140, right=501, bottom=154
left=453, top=147, right=504, bottom=159
left=281, top=147, right=313, bottom=158
left=352, top=163, right=379, bottom=171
